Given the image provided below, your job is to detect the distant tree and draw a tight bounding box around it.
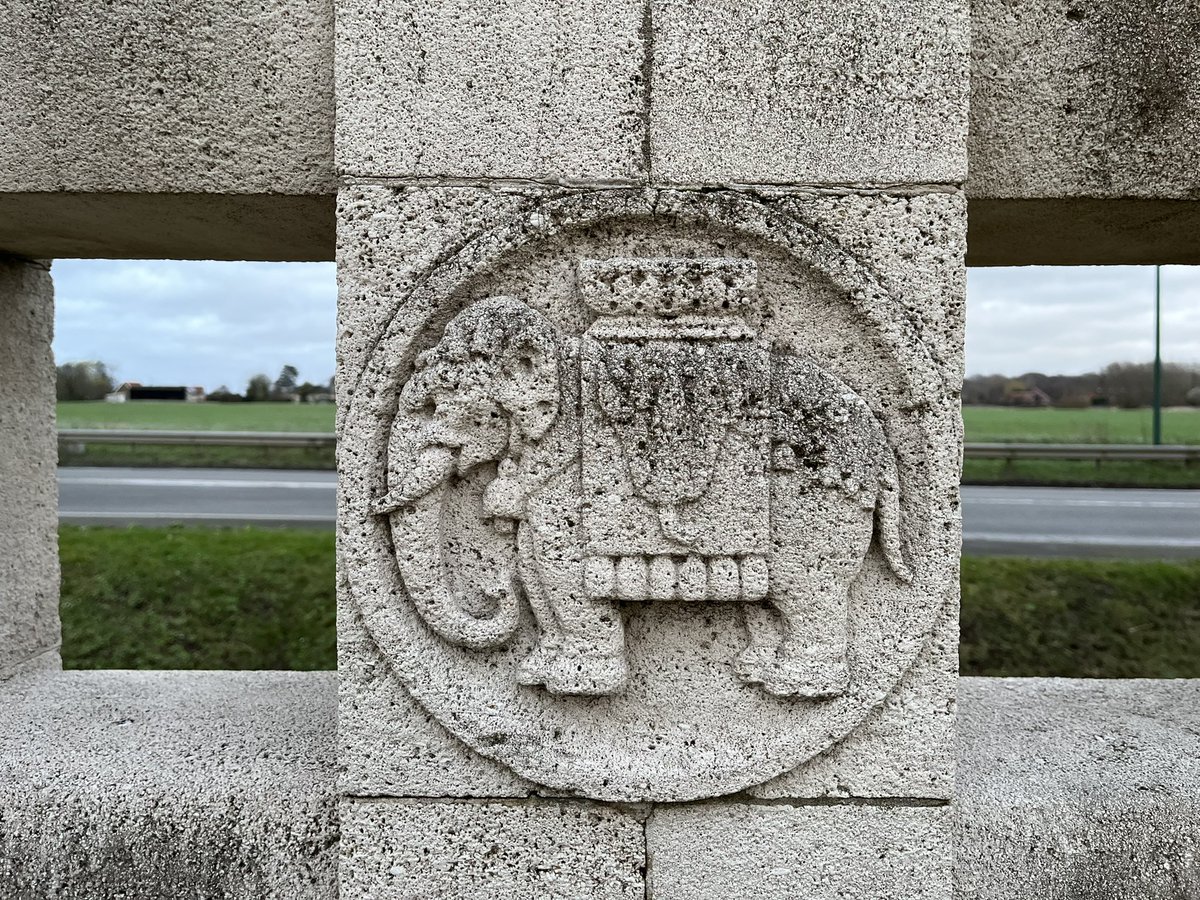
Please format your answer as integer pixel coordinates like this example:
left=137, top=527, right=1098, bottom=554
left=245, top=373, right=272, bottom=402
left=963, top=363, right=1200, bottom=409
left=207, top=385, right=243, bottom=402
left=56, top=361, right=115, bottom=401
left=962, top=374, right=1008, bottom=406
left=1187, top=386, right=1200, bottom=407
left=296, top=381, right=322, bottom=402
left=272, top=364, right=299, bottom=400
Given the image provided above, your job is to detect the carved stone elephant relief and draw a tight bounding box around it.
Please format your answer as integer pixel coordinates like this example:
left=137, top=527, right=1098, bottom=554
left=376, top=259, right=911, bottom=700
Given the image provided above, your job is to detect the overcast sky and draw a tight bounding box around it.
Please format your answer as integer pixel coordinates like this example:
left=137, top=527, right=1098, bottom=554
left=50, top=260, right=1200, bottom=390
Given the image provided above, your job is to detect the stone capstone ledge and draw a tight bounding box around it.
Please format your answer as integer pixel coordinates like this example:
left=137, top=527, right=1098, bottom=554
left=1, top=673, right=1197, bottom=899
left=0, top=671, right=337, bottom=900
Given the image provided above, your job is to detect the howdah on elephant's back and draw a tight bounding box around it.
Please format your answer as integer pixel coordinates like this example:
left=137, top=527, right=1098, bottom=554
left=579, top=257, right=772, bottom=598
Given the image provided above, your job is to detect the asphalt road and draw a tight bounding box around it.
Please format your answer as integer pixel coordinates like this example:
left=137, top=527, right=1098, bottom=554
left=58, top=467, right=336, bottom=529
left=58, top=468, right=1200, bottom=559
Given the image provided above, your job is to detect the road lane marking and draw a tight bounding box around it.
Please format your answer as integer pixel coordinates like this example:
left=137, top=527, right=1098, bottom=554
left=58, top=477, right=334, bottom=490
left=965, top=497, right=1200, bottom=509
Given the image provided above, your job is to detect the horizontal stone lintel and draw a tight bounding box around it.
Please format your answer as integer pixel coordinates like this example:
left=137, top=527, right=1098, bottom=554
left=2, top=1, right=1199, bottom=265
left=2, top=191, right=1198, bottom=266
left=1, top=671, right=1198, bottom=898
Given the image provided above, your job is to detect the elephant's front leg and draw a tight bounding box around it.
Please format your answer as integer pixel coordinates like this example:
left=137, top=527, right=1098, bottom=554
left=519, top=471, right=629, bottom=696
left=748, top=475, right=874, bottom=698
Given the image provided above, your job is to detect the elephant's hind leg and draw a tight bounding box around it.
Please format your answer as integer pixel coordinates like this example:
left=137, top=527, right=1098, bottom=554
left=757, top=481, right=874, bottom=698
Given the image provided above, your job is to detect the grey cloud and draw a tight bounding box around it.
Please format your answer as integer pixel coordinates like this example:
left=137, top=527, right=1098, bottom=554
left=52, top=260, right=336, bottom=391
left=967, top=266, right=1200, bottom=376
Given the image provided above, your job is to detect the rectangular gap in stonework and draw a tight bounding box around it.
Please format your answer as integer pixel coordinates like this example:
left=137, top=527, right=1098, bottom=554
left=51, top=259, right=337, bottom=672
left=43, top=260, right=1200, bottom=678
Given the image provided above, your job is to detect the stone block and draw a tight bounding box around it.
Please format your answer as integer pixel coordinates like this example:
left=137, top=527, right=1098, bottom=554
left=338, top=610, right=534, bottom=798
left=0, top=0, right=333, bottom=196
left=647, top=801, right=951, bottom=900
left=956, top=676, right=1200, bottom=900
left=750, top=593, right=957, bottom=800
left=650, top=0, right=969, bottom=185
left=335, top=0, right=646, bottom=182
left=337, top=184, right=963, bottom=802
left=970, top=0, right=1200, bottom=201
left=340, top=799, right=645, bottom=899
left=0, top=256, right=59, bottom=678
left=0, top=671, right=338, bottom=899
left=6, top=673, right=1200, bottom=899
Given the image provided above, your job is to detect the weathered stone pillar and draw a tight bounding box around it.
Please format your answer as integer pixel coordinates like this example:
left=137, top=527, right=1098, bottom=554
left=0, top=256, right=60, bottom=680
left=336, top=1, right=966, bottom=896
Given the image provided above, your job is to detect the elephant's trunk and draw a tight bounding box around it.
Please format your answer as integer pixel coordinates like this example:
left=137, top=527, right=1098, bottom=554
left=387, top=478, right=521, bottom=650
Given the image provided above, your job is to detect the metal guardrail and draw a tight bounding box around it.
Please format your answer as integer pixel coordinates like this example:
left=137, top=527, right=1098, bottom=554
left=57, top=429, right=336, bottom=449
left=966, top=442, right=1200, bottom=462
left=56, top=431, right=1199, bottom=462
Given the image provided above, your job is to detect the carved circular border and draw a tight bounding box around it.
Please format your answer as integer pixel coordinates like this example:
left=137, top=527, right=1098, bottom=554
left=342, top=188, right=958, bottom=801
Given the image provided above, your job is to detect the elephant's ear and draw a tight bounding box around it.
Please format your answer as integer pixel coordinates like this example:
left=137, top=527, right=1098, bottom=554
left=497, top=333, right=560, bottom=442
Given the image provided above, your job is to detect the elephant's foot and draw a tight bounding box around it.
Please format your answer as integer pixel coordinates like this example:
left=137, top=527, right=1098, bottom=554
left=539, top=649, right=629, bottom=696
left=766, top=648, right=849, bottom=699
left=733, top=642, right=778, bottom=686
left=736, top=645, right=849, bottom=699
left=515, top=642, right=559, bottom=687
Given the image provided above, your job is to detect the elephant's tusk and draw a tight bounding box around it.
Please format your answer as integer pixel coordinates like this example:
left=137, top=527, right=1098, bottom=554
left=372, top=491, right=418, bottom=515
left=373, top=444, right=457, bottom=515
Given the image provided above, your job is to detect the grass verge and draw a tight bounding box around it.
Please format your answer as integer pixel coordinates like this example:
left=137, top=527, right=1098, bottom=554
left=59, top=526, right=1200, bottom=677
left=961, top=556, right=1200, bottom=677
left=963, top=458, right=1200, bottom=489
left=59, top=442, right=336, bottom=470
left=60, top=525, right=335, bottom=670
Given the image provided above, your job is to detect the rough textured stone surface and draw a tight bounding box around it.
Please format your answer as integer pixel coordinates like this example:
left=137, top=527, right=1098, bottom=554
left=337, top=184, right=963, bottom=802
left=2, top=675, right=1197, bottom=898
left=650, top=0, right=968, bottom=185
left=338, top=611, right=534, bottom=798
left=0, top=256, right=59, bottom=679
left=0, top=671, right=338, bottom=900
left=970, top=0, right=1200, bottom=202
left=2, top=3, right=1198, bottom=263
left=647, top=802, right=951, bottom=900
left=340, top=799, right=645, bottom=899
left=0, top=0, right=333, bottom=196
left=335, top=0, right=645, bottom=182
left=966, top=0, right=1200, bottom=265
left=341, top=588, right=956, bottom=801
left=957, top=677, right=1200, bottom=900
left=751, top=596, right=957, bottom=800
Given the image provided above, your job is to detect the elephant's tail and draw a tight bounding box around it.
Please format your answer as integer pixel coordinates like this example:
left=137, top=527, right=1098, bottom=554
left=875, top=466, right=912, bottom=583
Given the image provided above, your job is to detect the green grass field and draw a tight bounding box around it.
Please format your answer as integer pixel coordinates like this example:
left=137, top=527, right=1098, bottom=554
left=59, top=402, right=1200, bottom=442
left=58, top=525, right=1200, bottom=677
left=962, top=405, right=1200, bottom=445
left=57, top=400, right=335, bottom=432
